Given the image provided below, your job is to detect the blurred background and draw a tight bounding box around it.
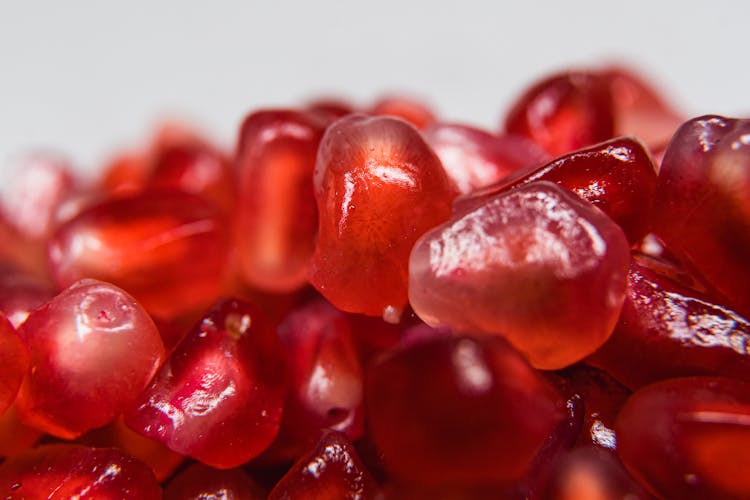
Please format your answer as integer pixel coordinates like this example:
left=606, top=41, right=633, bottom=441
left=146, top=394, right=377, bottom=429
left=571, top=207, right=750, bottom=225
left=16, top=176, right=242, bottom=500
left=0, top=0, right=747, bottom=183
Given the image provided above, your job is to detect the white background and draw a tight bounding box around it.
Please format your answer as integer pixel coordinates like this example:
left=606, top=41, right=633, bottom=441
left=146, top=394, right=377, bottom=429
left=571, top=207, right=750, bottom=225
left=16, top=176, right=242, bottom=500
left=1, top=1, right=748, bottom=183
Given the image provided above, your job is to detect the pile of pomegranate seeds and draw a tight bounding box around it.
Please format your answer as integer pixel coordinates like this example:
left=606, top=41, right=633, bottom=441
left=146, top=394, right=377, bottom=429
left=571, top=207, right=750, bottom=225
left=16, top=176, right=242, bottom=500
left=0, top=64, right=748, bottom=499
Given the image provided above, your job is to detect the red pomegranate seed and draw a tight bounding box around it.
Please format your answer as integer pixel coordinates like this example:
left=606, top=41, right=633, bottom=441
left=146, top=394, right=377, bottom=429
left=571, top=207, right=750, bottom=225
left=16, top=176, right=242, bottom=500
left=125, top=298, right=286, bottom=469
left=79, top=416, right=184, bottom=482
left=370, top=96, right=437, bottom=129
left=100, top=122, right=222, bottom=195
left=0, top=444, right=161, bottom=499
left=409, top=181, right=630, bottom=369
left=653, top=115, right=750, bottom=317
left=458, top=136, right=658, bottom=243
left=1, top=152, right=76, bottom=241
left=504, top=71, right=614, bottom=156
left=603, top=65, right=684, bottom=148
left=165, top=462, right=266, bottom=500
left=0, top=405, right=42, bottom=458
left=310, top=115, right=454, bottom=320
left=15, top=279, right=165, bottom=438
left=616, top=377, right=750, bottom=499
left=234, top=109, right=326, bottom=292
left=423, top=123, right=550, bottom=195
left=587, top=254, right=750, bottom=388
left=0, top=312, right=27, bottom=415
left=267, top=430, right=377, bottom=500
left=149, top=141, right=236, bottom=214
left=48, top=189, right=230, bottom=320
left=543, top=446, right=651, bottom=500
left=266, top=298, right=363, bottom=462
left=366, top=334, right=564, bottom=485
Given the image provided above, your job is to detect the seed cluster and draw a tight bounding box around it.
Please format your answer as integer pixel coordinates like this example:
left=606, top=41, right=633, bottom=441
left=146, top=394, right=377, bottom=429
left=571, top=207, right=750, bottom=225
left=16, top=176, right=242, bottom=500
left=0, top=65, right=748, bottom=499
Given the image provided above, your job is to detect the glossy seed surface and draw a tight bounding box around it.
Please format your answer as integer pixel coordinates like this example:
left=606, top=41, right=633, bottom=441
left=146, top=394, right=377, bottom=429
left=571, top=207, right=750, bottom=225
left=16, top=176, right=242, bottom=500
left=410, top=181, right=630, bottom=369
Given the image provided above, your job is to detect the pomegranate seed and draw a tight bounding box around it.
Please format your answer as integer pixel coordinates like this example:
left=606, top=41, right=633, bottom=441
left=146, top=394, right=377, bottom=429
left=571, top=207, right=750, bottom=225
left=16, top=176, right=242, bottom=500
left=588, top=254, right=750, bottom=388
left=366, top=334, right=564, bottom=485
left=504, top=71, right=614, bottom=156
left=101, top=122, right=224, bottom=195
left=604, top=65, right=684, bottom=148
left=310, top=115, right=454, bottom=320
left=3, top=63, right=748, bottom=497
left=125, top=298, right=286, bottom=469
left=0, top=313, right=28, bottom=416
left=267, top=430, right=377, bottom=500
left=1, top=152, right=76, bottom=241
left=543, top=446, right=651, bottom=500
left=370, top=96, right=437, bottom=129
left=653, top=115, right=750, bottom=317
left=48, top=189, right=230, bottom=320
left=234, top=109, right=326, bottom=292
left=458, top=136, right=658, bottom=243
left=409, top=181, right=630, bottom=369
left=0, top=444, right=161, bottom=499
left=15, top=279, right=165, bottom=438
left=266, top=297, right=363, bottom=462
left=149, top=141, right=236, bottom=214
left=616, top=377, right=750, bottom=499
left=423, top=122, right=549, bottom=195
left=165, top=462, right=266, bottom=500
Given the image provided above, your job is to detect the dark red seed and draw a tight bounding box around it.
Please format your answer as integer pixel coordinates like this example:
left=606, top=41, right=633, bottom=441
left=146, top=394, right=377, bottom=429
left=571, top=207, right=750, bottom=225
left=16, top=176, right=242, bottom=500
left=423, top=122, right=549, bottom=195
left=125, top=298, right=286, bottom=469
left=616, top=377, right=750, bottom=499
left=267, top=430, right=377, bottom=500
left=543, top=446, right=652, bottom=500
left=165, top=462, right=266, bottom=500
left=0, top=444, right=161, bottom=499
left=264, top=298, right=363, bottom=462
left=653, top=115, right=750, bottom=316
left=504, top=72, right=614, bottom=156
left=457, top=136, right=658, bottom=243
left=588, top=254, right=750, bottom=388
left=366, top=334, right=564, bottom=485
left=234, top=109, right=327, bottom=292
left=48, top=189, right=230, bottom=320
